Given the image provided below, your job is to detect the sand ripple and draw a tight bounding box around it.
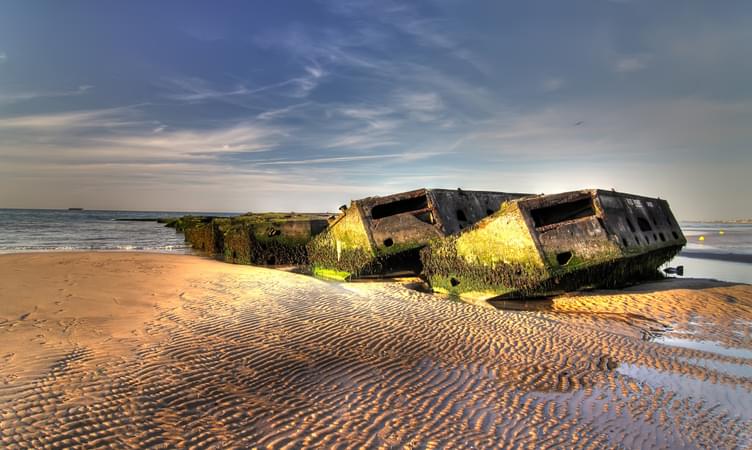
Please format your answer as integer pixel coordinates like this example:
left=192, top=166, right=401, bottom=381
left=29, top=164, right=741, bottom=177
left=0, top=254, right=750, bottom=449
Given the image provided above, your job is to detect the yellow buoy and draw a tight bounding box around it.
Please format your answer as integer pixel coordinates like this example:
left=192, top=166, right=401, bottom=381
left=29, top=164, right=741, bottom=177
left=719, top=230, right=725, bottom=235
left=698, top=235, right=705, bottom=241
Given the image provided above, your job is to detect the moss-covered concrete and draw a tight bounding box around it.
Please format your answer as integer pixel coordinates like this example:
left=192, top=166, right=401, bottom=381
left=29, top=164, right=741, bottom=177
left=165, top=215, right=215, bottom=233
left=175, top=213, right=328, bottom=266
left=312, top=266, right=352, bottom=281
left=422, top=194, right=685, bottom=299
left=307, top=188, right=522, bottom=279
left=307, top=205, right=378, bottom=277
left=424, top=238, right=680, bottom=299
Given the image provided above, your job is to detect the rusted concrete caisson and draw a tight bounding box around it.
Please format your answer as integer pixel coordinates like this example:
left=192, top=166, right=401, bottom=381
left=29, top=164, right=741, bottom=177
left=307, top=188, right=530, bottom=280
left=169, top=213, right=329, bottom=265
left=421, top=189, right=687, bottom=299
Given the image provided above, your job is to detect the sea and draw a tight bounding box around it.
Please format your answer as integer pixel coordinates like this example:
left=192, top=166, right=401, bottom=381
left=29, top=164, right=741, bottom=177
left=0, top=208, right=236, bottom=254
left=0, top=209, right=750, bottom=285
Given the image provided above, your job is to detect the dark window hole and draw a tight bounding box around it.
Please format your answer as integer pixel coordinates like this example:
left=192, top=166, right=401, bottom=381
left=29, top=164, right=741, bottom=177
left=653, top=233, right=658, bottom=241
left=622, top=237, right=629, bottom=247
left=531, top=197, right=595, bottom=228
left=486, top=209, right=495, bottom=216
left=635, top=236, right=640, bottom=244
left=450, top=277, right=460, bottom=287
left=659, top=232, right=666, bottom=242
left=672, top=231, right=679, bottom=240
left=371, top=195, right=428, bottom=220
left=637, top=217, right=652, bottom=232
left=556, top=251, right=573, bottom=266
left=383, top=238, right=394, bottom=247
left=456, top=209, right=468, bottom=222
left=415, top=212, right=433, bottom=224
left=626, top=218, right=635, bottom=232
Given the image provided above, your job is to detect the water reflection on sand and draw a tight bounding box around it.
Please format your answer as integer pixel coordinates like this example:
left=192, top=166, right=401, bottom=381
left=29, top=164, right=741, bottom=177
left=487, top=276, right=752, bottom=446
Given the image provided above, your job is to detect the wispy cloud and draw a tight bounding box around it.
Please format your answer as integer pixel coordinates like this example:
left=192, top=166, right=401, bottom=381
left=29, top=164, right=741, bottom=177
left=394, top=91, right=444, bottom=122
left=614, top=54, right=650, bottom=72
left=325, top=117, right=400, bottom=149
left=321, top=0, right=488, bottom=73
left=162, top=77, right=289, bottom=102
left=0, top=103, right=283, bottom=168
left=337, top=105, right=394, bottom=120
left=290, top=64, right=326, bottom=98
left=257, top=102, right=311, bottom=120
left=162, top=67, right=325, bottom=104
left=109, top=123, right=280, bottom=155
left=0, top=85, right=93, bottom=104
left=253, top=151, right=438, bottom=166
left=0, top=104, right=138, bottom=129
left=0, top=52, right=6, bottom=63
left=542, top=78, right=564, bottom=92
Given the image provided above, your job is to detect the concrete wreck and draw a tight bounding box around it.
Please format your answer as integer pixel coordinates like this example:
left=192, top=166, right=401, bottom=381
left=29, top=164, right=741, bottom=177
left=421, top=189, right=687, bottom=299
left=168, top=213, right=329, bottom=265
left=306, top=188, right=530, bottom=280
left=167, top=187, right=686, bottom=299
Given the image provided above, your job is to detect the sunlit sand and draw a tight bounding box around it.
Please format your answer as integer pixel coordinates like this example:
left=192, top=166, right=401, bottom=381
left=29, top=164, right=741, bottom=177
left=1, top=252, right=750, bottom=448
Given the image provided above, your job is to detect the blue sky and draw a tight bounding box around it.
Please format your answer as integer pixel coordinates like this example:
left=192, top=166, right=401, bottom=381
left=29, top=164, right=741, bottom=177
left=0, top=1, right=750, bottom=219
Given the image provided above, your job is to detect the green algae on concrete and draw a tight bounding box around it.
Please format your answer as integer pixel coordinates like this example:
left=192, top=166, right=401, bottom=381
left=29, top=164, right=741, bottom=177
left=308, top=188, right=530, bottom=280
left=312, top=266, right=352, bottom=281
left=307, top=203, right=376, bottom=278
left=165, top=215, right=215, bottom=233
left=422, top=189, right=687, bottom=299
left=183, top=219, right=229, bottom=254
left=175, top=213, right=328, bottom=266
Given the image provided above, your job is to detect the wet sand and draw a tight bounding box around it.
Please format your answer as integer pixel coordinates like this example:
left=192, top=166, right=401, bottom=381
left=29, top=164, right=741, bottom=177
left=0, top=252, right=750, bottom=449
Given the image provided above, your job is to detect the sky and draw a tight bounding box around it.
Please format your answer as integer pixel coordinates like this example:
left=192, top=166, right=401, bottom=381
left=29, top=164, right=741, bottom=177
left=0, top=1, right=750, bottom=220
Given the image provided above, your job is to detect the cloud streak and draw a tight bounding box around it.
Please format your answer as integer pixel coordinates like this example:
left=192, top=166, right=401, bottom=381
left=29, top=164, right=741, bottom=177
left=0, top=85, right=93, bottom=105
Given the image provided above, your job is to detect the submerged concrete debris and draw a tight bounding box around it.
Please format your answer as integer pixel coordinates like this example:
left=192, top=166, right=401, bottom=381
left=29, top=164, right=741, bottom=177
left=306, top=188, right=529, bottom=280
left=421, top=189, right=687, bottom=299
left=167, top=213, right=329, bottom=265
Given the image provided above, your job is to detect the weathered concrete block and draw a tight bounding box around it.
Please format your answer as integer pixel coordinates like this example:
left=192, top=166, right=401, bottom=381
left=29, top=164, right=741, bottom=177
left=223, top=213, right=329, bottom=265
left=308, top=188, right=530, bottom=280
left=183, top=218, right=229, bottom=255
left=421, top=189, right=687, bottom=299
left=176, top=213, right=328, bottom=265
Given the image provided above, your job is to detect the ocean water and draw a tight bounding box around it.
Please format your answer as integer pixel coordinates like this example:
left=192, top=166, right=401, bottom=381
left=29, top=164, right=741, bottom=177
left=680, top=222, right=752, bottom=257
left=665, top=222, right=752, bottom=285
left=0, top=209, right=749, bottom=284
left=0, top=208, right=234, bottom=254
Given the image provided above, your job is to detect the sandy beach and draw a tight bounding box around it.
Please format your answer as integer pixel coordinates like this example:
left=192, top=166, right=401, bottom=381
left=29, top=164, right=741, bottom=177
left=1, top=252, right=750, bottom=449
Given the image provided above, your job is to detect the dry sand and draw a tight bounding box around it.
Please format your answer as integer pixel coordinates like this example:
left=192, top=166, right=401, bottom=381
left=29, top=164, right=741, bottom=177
left=0, top=252, right=750, bottom=449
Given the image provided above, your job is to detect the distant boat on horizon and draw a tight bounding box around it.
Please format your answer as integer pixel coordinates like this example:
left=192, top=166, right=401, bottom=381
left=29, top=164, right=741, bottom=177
left=67, top=207, right=84, bottom=211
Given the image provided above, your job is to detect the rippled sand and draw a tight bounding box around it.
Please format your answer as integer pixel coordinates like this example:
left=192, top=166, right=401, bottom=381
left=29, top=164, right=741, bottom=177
left=1, top=253, right=750, bottom=449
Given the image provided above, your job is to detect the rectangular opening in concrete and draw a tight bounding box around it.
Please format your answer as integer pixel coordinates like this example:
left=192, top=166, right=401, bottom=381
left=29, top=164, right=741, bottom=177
left=371, top=195, right=429, bottom=220
left=531, top=197, right=595, bottom=228
left=637, top=217, right=652, bottom=232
